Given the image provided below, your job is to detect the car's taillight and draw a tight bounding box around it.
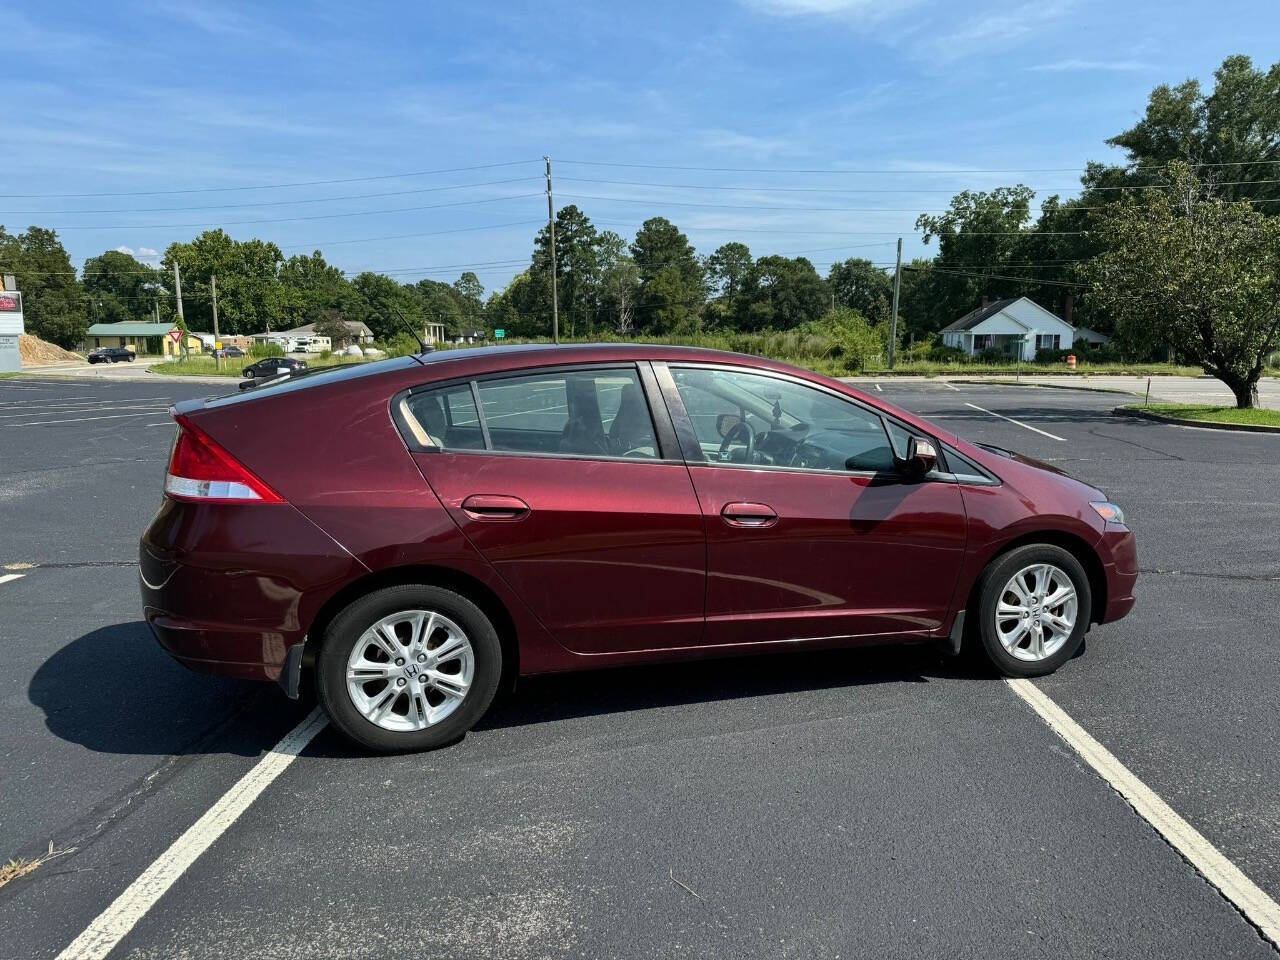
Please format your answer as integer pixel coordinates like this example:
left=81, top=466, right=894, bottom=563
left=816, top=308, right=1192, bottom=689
left=164, top=414, right=284, bottom=504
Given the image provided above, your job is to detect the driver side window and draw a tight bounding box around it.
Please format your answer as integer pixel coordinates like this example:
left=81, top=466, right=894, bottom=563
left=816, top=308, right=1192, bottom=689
left=669, top=366, right=896, bottom=473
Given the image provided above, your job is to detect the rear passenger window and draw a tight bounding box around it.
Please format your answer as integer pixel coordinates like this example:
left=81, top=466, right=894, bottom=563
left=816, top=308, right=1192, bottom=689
left=477, top=369, right=657, bottom=457
left=405, top=385, right=484, bottom=450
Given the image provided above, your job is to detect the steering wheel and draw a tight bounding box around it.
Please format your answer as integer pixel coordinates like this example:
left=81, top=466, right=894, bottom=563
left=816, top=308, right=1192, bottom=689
left=717, top=419, right=756, bottom=463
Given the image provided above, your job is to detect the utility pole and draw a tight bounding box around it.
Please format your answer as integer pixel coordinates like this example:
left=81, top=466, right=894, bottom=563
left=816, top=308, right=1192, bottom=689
left=173, top=262, right=187, bottom=360
left=888, top=237, right=902, bottom=369
left=211, top=274, right=221, bottom=371
left=544, top=155, right=559, bottom=344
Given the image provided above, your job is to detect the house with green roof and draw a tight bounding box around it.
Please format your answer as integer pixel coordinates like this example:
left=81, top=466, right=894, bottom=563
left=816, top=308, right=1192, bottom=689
left=82, top=321, right=195, bottom=357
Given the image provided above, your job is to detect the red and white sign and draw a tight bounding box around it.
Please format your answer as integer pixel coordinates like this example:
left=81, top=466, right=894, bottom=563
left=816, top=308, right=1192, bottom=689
left=0, top=293, right=21, bottom=312
left=168, top=327, right=182, bottom=343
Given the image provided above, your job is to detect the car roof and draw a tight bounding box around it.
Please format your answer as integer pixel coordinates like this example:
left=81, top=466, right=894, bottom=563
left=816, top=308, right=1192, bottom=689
left=186, top=343, right=852, bottom=415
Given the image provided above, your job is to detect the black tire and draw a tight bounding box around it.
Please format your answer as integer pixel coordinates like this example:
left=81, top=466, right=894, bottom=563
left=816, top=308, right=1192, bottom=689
left=316, top=584, right=503, bottom=753
left=974, top=543, right=1092, bottom=678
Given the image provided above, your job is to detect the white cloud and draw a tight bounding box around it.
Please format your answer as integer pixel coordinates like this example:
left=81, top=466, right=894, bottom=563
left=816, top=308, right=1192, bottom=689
left=919, top=1, right=1074, bottom=62
left=1030, top=58, right=1152, bottom=73
left=114, top=246, right=161, bottom=262
left=740, top=0, right=919, bottom=22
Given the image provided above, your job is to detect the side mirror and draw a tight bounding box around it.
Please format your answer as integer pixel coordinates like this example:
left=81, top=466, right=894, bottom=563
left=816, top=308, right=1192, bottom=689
left=897, top=436, right=938, bottom=478
left=716, top=413, right=742, bottom=438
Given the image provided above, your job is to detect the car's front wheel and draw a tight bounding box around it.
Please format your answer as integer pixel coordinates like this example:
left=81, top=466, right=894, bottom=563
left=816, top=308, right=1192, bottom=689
left=316, top=584, right=503, bottom=752
left=974, top=544, right=1092, bottom=678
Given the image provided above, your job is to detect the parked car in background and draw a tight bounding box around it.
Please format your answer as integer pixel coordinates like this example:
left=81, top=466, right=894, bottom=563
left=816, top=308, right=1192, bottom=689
left=141, top=344, right=1137, bottom=753
left=87, top=347, right=135, bottom=363
left=211, top=346, right=246, bottom=359
left=242, top=357, right=307, bottom=379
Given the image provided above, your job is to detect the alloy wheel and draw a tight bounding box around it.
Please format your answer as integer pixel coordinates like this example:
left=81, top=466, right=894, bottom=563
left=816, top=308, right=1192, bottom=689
left=345, top=609, right=474, bottom=731
left=994, top=563, right=1078, bottom=662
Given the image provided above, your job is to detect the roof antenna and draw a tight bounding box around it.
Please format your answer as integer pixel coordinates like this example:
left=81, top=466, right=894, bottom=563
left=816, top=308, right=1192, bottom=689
left=386, top=305, right=431, bottom=360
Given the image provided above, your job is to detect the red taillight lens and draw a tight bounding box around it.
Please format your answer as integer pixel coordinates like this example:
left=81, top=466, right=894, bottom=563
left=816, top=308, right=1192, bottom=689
left=164, top=415, right=284, bottom=504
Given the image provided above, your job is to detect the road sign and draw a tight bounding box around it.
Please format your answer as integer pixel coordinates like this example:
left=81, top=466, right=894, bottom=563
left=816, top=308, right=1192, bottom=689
left=494, top=329, right=505, bottom=339
left=167, top=327, right=182, bottom=343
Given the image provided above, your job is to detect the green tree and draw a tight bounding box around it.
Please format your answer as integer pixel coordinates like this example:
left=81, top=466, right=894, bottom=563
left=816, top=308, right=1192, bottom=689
left=1097, top=56, right=1280, bottom=206
left=705, top=242, right=753, bottom=300
left=162, top=230, right=285, bottom=335
left=453, top=272, right=485, bottom=327
left=827, top=258, right=892, bottom=323
left=485, top=271, right=546, bottom=338
left=915, top=186, right=1038, bottom=333
left=278, top=251, right=358, bottom=328
left=530, top=205, right=601, bottom=337
left=82, top=250, right=161, bottom=325
left=1085, top=165, right=1280, bottom=407
left=738, top=255, right=828, bottom=331
left=312, top=309, right=352, bottom=344
left=0, top=226, right=87, bottom=348
left=812, top=306, right=882, bottom=371
left=351, top=272, right=425, bottom=341
left=630, top=217, right=704, bottom=332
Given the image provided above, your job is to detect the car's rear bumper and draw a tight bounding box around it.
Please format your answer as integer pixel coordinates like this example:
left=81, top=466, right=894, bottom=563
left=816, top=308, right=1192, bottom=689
left=1097, top=525, right=1138, bottom=623
left=140, top=497, right=364, bottom=682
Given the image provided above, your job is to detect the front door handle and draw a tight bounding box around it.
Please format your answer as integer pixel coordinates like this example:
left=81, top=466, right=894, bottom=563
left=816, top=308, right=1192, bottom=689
left=461, top=494, right=530, bottom=520
left=721, top=501, right=777, bottom=527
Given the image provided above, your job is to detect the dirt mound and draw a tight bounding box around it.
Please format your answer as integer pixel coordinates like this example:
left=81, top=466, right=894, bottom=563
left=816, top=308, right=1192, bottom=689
left=19, top=334, right=83, bottom=366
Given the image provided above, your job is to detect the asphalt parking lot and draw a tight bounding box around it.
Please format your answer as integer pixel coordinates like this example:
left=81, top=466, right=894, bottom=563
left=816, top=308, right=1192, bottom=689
left=1, top=374, right=1278, bottom=959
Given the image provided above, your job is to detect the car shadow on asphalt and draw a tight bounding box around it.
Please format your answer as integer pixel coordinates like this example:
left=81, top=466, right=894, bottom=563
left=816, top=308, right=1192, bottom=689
left=475, top=641, right=979, bottom=734
left=28, top=620, right=307, bottom=757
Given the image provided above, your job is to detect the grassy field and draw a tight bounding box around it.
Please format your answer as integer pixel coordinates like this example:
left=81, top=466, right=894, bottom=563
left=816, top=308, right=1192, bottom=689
left=1122, top=403, right=1280, bottom=427
left=150, top=354, right=365, bottom=377
left=145, top=336, right=1269, bottom=382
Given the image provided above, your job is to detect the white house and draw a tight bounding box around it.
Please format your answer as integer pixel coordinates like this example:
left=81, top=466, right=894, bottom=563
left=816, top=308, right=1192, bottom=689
left=940, top=297, right=1075, bottom=361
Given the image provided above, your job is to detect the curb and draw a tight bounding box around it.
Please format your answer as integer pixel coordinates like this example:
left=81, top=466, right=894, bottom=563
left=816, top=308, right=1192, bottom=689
left=952, top=379, right=1135, bottom=396
left=1112, top=406, right=1280, bottom=434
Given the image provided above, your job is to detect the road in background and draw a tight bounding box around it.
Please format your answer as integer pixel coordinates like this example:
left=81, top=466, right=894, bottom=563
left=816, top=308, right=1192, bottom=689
left=1, top=375, right=1278, bottom=959
left=846, top=373, right=1280, bottom=408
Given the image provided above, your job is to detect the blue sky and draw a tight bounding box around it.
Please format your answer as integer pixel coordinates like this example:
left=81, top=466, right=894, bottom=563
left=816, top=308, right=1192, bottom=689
left=2, top=0, right=1277, bottom=294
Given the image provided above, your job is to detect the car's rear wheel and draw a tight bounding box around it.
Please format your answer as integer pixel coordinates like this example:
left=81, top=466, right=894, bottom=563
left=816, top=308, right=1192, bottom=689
left=974, top=544, right=1091, bottom=678
left=316, top=584, right=502, bottom=752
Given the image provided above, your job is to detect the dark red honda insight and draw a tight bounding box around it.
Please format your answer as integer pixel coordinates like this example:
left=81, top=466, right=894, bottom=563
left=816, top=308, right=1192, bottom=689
left=141, top=345, right=1136, bottom=752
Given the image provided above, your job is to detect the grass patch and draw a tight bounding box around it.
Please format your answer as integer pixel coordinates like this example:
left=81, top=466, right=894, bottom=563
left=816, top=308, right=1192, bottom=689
left=0, top=842, right=75, bottom=889
left=860, top=360, right=1209, bottom=378
left=1123, top=402, right=1280, bottom=427
left=150, top=354, right=365, bottom=377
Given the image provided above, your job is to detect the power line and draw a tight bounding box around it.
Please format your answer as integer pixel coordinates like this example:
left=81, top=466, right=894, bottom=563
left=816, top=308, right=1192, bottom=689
left=912, top=265, right=1088, bottom=288
left=560, top=175, right=1280, bottom=195
left=42, top=193, right=544, bottom=230
left=0, top=178, right=542, bottom=216
left=0, top=160, right=541, bottom=199
left=559, top=157, right=1280, bottom=175
left=280, top=219, right=546, bottom=250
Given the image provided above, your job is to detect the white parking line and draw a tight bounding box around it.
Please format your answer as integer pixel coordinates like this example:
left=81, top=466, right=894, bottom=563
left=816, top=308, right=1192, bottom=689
left=55, top=708, right=328, bottom=960
left=2, top=411, right=172, bottom=428
left=963, top=401, right=1066, bottom=441
left=0, top=573, right=26, bottom=586
left=1007, top=679, right=1280, bottom=947
left=0, top=397, right=166, bottom=409
left=0, top=405, right=168, bottom=420
left=942, top=381, right=960, bottom=391
left=874, top=383, right=883, bottom=392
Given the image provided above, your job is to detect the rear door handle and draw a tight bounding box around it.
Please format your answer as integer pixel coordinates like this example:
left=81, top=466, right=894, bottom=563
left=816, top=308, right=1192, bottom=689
left=721, top=501, right=777, bottom=527
left=461, top=494, right=530, bottom=520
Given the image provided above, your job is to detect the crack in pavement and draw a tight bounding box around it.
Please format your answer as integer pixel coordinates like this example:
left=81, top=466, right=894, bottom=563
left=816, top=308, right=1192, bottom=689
left=1139, top=568, right=1280, bottom=583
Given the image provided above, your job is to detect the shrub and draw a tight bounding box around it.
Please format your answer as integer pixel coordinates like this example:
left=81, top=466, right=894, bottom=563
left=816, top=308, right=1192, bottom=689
left=249, top=342, right=284, bottom=358
left=976, top=347, right=1008, bottom=364
left=929, top=343, right=967, bottom=362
